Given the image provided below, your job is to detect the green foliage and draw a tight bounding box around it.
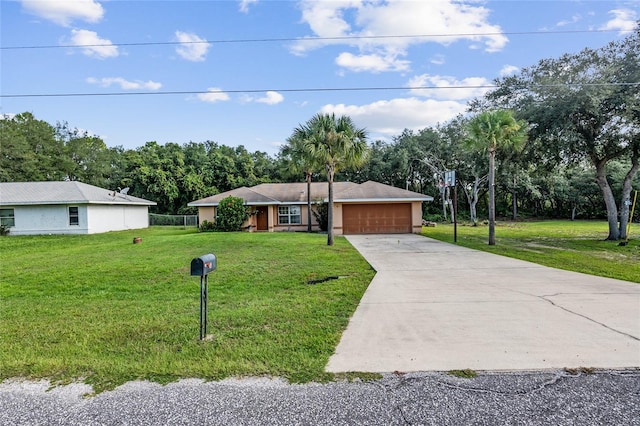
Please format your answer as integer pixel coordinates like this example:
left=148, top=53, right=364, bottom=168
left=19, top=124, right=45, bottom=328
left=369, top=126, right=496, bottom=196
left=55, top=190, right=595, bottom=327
left=292, top=113, right=369, bottom=245
left=423, top=213, right=444, bottom=223
left=3, top=26, right=638, bottom=229
left=214, top=196, right=249, bottom=231
left=199, top=220, right=216, bottom=232
left=465, top=110, right=527, bottom=154
left=312, top=201, right=329, bottom=231
left=278, top=134, right=323, bottom=182
left=478, top=28, right=640, bottom=240
left=0, top=115, right=274, bottom=215
left=466, top=110, right=528, bottom=245
left=279, top=134, right=326, bottom=232
left=0, top=228, right=375, bottom=391
left=293, top=113, right=369, bottom=177
left=0, top=112, right=64, bottom=182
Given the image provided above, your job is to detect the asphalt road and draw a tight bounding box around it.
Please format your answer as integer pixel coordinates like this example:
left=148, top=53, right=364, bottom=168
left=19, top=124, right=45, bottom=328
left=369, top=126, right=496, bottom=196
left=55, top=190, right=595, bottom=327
left=2, top=370, right=639, bottom=425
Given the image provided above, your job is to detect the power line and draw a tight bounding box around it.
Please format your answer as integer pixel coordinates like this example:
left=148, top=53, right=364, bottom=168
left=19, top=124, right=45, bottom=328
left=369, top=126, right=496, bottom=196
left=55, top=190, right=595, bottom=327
left=2, top=83, right=638, bottom=99
left=0, top=28, right=625, bottom=50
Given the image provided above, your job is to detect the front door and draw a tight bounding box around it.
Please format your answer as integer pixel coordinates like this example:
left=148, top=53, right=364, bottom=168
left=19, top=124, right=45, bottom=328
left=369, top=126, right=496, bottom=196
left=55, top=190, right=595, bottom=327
left=256, top=206, right=268, bottom=231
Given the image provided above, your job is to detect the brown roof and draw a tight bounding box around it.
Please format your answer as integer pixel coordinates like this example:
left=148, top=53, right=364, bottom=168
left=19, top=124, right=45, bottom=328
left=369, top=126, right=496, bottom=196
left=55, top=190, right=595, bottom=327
left=188, top=186, right=278, bottom=205
left=251, top=182, right=358, bottom=203
left=334, top=180, right=433, bottom=201
left=189, top=181, right=432, bottom=206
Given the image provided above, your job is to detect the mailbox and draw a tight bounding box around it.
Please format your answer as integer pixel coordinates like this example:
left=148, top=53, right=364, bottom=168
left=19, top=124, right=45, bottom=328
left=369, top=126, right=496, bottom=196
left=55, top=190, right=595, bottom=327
left=191, top=253, right=217, bottom=276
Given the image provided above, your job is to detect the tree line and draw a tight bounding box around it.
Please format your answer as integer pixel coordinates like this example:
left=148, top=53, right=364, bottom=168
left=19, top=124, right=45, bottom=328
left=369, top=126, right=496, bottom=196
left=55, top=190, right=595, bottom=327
left=1, top=27, right=638, bottom=240
left=1, top=113, right=278, bottom=214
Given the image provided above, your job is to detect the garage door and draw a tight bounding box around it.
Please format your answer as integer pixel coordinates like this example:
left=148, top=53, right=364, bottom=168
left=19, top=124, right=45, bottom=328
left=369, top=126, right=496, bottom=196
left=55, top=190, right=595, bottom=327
left=342, top=203, right=412, bottom=234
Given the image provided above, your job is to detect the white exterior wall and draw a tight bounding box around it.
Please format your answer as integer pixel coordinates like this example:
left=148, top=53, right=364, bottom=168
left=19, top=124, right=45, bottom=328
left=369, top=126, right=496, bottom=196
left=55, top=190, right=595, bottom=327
left=6, top=204, right=150, bottom=236
left=9, top=205, right=89, bottom=235
left=87, top=204, right=150, bottom=234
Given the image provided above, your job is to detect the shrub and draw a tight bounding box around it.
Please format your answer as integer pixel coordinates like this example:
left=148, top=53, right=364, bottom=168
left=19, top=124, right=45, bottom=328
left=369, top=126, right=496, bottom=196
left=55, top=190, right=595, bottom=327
left=423, top=213, right=443, bottom=223
left=312, top=201, right=328, bottom=231
left=199, top=220, right=216, bottom=232
left=214, top=196, right=250, bottom=232
left=0, top=225, right=11, bottom=236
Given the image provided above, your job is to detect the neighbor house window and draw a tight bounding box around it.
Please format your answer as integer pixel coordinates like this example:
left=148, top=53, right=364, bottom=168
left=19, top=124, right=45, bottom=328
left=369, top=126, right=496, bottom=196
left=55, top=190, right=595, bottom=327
left=0, top=208, right=15, bottom=227
left=69, top=206, right=79, bottom=226
left=278, top=205, right=301, bottom=225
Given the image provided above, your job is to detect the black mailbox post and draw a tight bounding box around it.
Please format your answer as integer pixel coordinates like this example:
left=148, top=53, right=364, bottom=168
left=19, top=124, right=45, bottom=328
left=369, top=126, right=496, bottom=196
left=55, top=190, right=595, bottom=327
left=190, top=253, right=216, bottom=340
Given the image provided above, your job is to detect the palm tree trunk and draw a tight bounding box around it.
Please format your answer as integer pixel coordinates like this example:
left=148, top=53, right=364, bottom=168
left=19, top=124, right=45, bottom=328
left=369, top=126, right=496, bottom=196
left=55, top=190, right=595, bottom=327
left=306, top=171, right=312, bottom=233
left=488, top=151, right=496, bottom=245
left=327, top=166, right=335, bottom=246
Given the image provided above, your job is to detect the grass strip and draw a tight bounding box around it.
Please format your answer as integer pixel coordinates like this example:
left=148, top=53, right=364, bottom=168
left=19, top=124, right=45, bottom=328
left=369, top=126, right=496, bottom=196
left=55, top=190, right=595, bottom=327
left=423, top=220, right=640, bottom=283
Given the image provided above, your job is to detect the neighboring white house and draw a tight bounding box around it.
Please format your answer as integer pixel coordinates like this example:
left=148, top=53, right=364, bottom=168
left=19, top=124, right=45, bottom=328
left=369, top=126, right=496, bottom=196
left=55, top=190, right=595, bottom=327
left=0, top=181, right=157, bottom=235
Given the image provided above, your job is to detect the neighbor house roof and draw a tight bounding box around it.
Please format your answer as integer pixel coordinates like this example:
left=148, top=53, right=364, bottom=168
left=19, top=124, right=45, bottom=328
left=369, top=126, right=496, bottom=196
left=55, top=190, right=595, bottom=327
left=191, top=186, right=280, bottom=206
left=188, top=181, right=433, bottom=207
left=0, top=181, right=157, bottom=206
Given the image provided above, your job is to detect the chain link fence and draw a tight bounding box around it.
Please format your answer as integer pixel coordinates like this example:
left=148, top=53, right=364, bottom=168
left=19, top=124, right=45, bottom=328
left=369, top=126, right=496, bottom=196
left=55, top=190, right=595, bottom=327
left=149, top=213, right=198, bottom=227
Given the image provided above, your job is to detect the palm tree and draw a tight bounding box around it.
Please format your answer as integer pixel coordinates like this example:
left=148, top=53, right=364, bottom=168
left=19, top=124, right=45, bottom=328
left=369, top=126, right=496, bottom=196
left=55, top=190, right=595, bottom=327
left=466, top=110, right=527, bottom=245
left=280, top=134, right=320, bottom=232
left=293, top=113, right=369, bottom=246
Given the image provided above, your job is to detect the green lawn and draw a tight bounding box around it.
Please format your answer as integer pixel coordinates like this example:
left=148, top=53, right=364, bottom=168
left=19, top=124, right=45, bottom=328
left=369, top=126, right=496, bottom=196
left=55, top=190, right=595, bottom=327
left=423, top=220, right=640, bottom=283
left=2, top=221, right=637, bottom=392
left=0, top=228, right=375, bottom=392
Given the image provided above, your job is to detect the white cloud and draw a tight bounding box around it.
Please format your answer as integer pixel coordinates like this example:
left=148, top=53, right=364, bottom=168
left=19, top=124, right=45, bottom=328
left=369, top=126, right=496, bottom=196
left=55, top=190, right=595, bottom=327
left=320, top=97, right=468, bottom=137
left=175, top=31, right=211, bottom=62
left=297, top=0, right=355, bottom=40
left=407, top=74, right=492, bottom=100
left=256, top=91, right=284, bottom=105
left=86, top=77, right=162, bottom=91
left=241, top=91, right=285, bottom=105
left=69, top=29, right=118, bottom=59
left=291, top=0, right=507, bottom=73
left=21, top=0, right=104, bottom=26
left=556, top=14, right=581, bottom=27
left=500, top=65, right=519, bottom=76
left=600, top=9, right=638, bottom=34
left=430, top=54, right=445, bottom=65
left=197, top=88, right=230, bottom=103
left=239, top=0, right=258, bottom=13
left=335, top=52, right=410, bottom=73
left=320, top=72, right=493, bottom=138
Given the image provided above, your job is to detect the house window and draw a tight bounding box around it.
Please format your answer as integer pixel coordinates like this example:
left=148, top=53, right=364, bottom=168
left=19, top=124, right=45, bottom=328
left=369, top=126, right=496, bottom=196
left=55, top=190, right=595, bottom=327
left=69, top=206, right=79, bottom=226
left=0, top=208, right=15, bottom=227
left=278, top=206, right=301, bottom=225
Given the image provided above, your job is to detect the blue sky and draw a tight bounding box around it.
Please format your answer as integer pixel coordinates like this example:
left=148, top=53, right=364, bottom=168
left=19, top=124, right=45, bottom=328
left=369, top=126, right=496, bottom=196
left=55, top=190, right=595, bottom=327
left=2, top=0, right=638, bottom=156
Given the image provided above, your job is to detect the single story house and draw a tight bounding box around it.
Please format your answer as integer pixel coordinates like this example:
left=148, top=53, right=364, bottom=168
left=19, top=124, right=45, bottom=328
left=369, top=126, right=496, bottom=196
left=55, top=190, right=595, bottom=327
left=0, top=181, right=157, bottom=235
left=188, top=180, right=433, bottom=234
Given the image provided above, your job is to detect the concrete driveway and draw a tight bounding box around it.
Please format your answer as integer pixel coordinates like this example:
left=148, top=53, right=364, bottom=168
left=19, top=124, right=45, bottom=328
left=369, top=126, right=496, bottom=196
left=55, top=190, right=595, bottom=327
left=326, top=234, right=640, bottom=373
